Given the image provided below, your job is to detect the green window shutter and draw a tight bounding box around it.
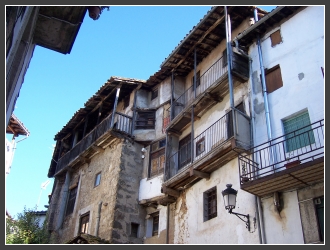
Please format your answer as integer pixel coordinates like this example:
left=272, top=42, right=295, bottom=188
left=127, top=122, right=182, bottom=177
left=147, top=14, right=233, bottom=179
left=283, top=111, right=315, bottom=152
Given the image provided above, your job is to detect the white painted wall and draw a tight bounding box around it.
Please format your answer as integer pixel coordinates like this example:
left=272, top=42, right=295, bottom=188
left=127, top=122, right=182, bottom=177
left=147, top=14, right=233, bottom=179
left=261, top=191, right=304, bottom=244
left=139, top=175, right=163, bottom=201
left=172, top=160, right=259, bottom=244
left=250, top=6, right=324, bottom=146
left=248, top=6, right=324, bottom=244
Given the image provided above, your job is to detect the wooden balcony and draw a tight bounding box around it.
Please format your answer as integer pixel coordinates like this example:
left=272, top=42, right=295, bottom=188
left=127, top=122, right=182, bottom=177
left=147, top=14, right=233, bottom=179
left=162, top=110, right=251, bottom=201
left=54, top=112, right=132, bottom=176
left=238, top=119, right=324, bottom=197
left=168, top=52, right=249, bottom=134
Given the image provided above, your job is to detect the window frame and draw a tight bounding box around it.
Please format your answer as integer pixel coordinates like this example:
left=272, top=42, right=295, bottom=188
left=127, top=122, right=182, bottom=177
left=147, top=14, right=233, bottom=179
left=282, top=111, right=315, bottom=153
left=196, top=137, right=205, bottom=156
left=192, top=70, right=201, bottom=90
left=135, top=110, right=156, bottom=130
left=152, top=212, right=159, bottom=236
left=79, top=212, right=90, bottom=235
left=65, top=185, right=78, bottom=216
left=94, top=172, right=101, bottom=187
left=179, top=134, right=191, bottom=169
left=149, top=138, right=166, bottom=178
left=203, top=186, right=217, bottom=221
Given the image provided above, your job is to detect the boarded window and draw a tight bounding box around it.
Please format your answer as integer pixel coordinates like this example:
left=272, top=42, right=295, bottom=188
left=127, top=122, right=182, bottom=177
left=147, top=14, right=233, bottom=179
left=265, top=65, right=283, bottom=93
left=203, top=187, right=217, bottom=221
left=270, top=30, right=282, bottom=47
left=66, top=186, right=77, bottom=216
left=283, top=111, right=315, bottom=152
left=79, top=213, right=90, bottom=234
left=151, top=89, right=158, bottom=100
left=135, top=111, right=155, bottom=130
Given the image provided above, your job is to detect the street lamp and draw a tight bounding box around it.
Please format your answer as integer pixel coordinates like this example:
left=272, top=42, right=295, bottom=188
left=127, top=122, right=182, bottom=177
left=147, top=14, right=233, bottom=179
left=221, top=184, right=250, bottom=231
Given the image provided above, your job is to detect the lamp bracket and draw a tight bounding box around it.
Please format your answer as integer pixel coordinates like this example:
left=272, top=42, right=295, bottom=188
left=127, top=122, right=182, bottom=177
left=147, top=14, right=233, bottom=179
left=229, top=209, right=250, bottom=231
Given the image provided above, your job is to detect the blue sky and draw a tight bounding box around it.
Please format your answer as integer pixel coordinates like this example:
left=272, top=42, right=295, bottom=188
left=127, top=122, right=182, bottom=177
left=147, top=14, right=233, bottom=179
left=5, top=5, right=276, bottom=218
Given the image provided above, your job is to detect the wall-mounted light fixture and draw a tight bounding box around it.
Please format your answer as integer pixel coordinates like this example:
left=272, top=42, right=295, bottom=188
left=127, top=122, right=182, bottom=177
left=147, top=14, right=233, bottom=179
left=141, top=147, right=147, bottom=159
left=221, top=184, right=250, bottom=231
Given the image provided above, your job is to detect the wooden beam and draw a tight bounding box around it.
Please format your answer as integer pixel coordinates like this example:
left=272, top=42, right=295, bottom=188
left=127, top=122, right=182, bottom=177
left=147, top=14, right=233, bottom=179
left=190, top=168, right=210, bottom=180
left=162, top=186, right=180, bottom=198
left=92, top=145, right=105, bottom=153
left=173, top=14, right=226, bottom=71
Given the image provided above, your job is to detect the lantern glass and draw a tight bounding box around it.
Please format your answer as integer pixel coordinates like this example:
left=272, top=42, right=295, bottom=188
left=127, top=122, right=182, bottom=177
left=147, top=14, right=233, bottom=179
left=222, top=184, right=237, bottom=210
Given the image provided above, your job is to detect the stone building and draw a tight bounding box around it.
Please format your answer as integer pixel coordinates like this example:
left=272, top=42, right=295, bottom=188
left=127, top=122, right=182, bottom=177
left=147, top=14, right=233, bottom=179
left=46, top=6, right=324, bottom=244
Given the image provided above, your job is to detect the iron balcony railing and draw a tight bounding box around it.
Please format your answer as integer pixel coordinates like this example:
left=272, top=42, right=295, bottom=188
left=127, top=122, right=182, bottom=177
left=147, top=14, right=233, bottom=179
left=165, top=111, right=237, bottom=181
left=173, top=56, right=227, bottom=118
left=55, top=111, right=132, bottom=174
left=238, top=119, right=324, bottom=183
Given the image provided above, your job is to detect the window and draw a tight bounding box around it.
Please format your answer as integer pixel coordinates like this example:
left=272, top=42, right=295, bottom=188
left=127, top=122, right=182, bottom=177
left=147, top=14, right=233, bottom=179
left=149, top=139, right=166, bottom=178
left=179, top=134, right=191, bottom=169
left=196, top=137, right=205, bottom=156
left=203, top=187, right=217, bottom=221
left=270, top=29, right=282, bottom=47
left=65, top=186, right=77, bottom=216
left=162, top=103, right=171, bottom=133
left=123, top=95, right=130, bottom=109
left=151, top=89, right=158, bottom=100
left=283, top=111, right=315, bottom=152
left=94, top=172, right=101, bottom=187
left=130, top=223, right=139, bottom=237
left=79, top=213, right=90, bottom=234
left=192, top=70, right=201, bottom=90
left=152, top=212, right=159, bottom=236
left=265, top=64, right=283, bottom=93
left=135, top=111, right=155, bottom=130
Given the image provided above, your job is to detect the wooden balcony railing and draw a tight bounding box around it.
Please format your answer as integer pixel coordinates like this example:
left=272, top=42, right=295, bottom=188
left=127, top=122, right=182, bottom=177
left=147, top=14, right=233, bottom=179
left=55, top=112, right=132, bottom=174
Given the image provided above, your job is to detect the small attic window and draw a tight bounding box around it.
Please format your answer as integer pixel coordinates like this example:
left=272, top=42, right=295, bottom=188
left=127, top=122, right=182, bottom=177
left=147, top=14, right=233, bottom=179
left=270, top=30, right=282, bottom=47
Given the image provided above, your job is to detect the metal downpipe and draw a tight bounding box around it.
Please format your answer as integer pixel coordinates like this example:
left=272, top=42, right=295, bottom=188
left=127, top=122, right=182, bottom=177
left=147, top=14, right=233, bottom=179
left=225, top=6, right=236, bottom=137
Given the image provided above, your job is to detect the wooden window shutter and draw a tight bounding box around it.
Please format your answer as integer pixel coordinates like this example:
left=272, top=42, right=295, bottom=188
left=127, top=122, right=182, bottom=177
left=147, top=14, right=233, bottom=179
left=270, top=30, right=282, bottom=47
left=265, top=65, right=283, bottom=93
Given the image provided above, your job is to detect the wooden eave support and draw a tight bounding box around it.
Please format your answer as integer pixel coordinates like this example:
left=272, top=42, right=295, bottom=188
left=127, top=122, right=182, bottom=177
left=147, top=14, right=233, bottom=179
left=79, top=156, right=90, bottom=164
left=92, top=145, right=105, bottom=153
left=190, top=168, right=210, bottom=180
left=162, top=186, right=180, bottom=198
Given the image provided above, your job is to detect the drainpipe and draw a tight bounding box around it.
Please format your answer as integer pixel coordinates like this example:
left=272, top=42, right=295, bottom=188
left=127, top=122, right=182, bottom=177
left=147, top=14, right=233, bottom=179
left=191, top=48, right=197, bottom=164
left=166, top=204, right=170, bottom=244
left=225, top=6, right=236, bottom=135
left=56, top=170, right=71, bottom=230
left=111, top=87, right=121, bottom=128
left=95, top=201, right=102, bottom=236
left=254, top=8, right=273, bottom=141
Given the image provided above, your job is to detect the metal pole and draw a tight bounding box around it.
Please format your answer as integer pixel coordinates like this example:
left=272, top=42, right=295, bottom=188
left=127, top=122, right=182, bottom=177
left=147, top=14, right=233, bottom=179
left=111, top=87, right=121, bottom=128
